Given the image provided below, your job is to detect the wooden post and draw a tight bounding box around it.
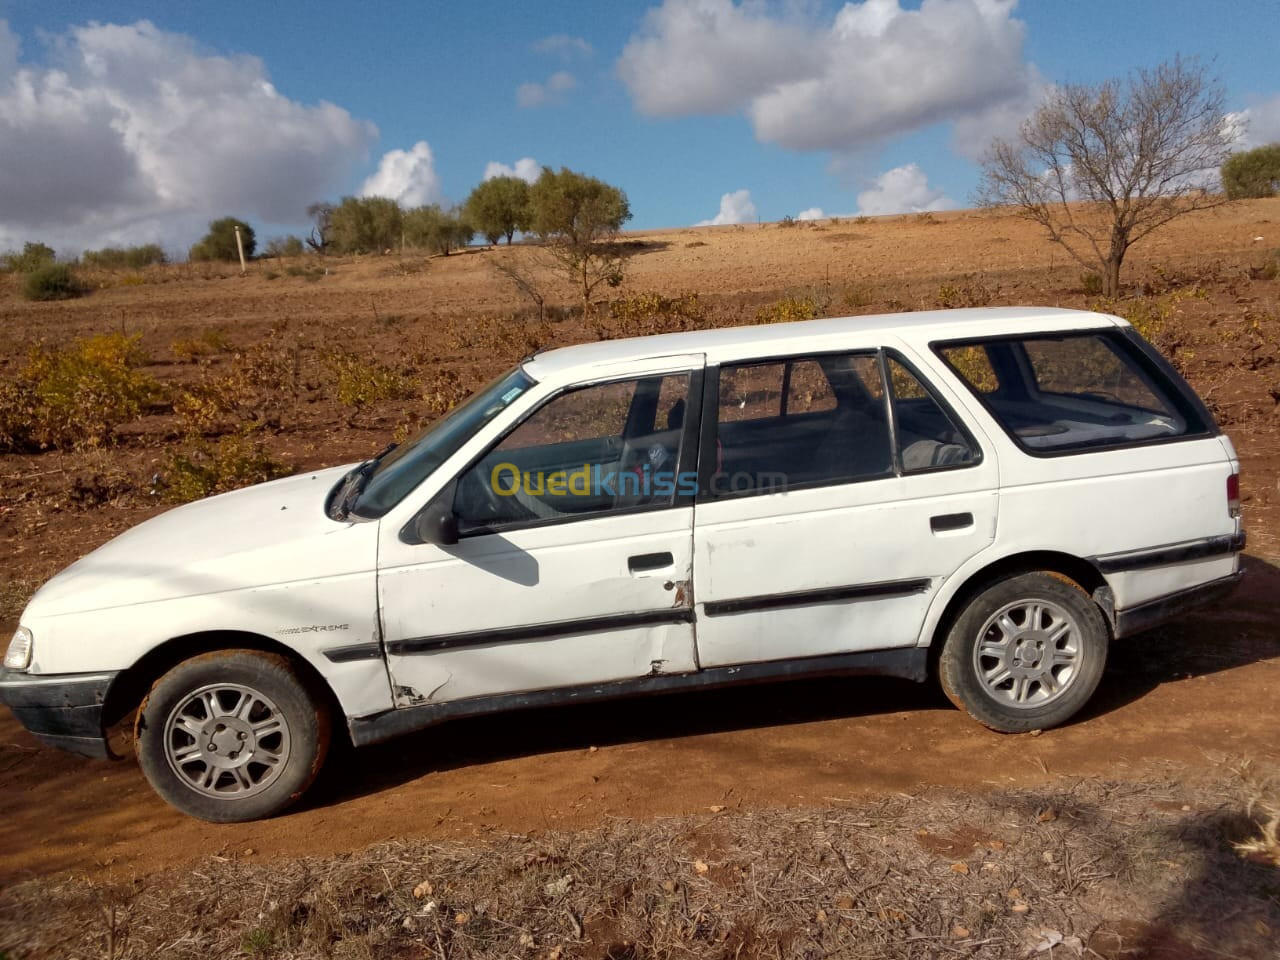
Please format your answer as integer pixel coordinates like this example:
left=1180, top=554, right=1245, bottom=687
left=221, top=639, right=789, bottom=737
left=234, top=225, right=247, bottom=275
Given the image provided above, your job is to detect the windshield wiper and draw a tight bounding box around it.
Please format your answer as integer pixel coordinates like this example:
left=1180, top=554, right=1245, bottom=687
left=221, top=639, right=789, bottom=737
left=331, top=442, right=397, bottom=520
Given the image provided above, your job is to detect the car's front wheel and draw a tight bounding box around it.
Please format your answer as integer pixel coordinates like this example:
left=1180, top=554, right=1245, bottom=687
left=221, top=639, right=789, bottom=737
left=135, top=650, right=330, bottom=822
left=938, top=572, right=1109, bottom=733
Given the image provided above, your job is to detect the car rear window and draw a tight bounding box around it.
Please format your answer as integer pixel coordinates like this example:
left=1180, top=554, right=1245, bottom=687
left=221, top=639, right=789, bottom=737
left=934, top=331, right=1211, bottom=454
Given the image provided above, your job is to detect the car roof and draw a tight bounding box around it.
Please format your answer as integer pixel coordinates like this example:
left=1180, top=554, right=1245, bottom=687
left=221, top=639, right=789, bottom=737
left=523, top=306, right=1121, bottom=382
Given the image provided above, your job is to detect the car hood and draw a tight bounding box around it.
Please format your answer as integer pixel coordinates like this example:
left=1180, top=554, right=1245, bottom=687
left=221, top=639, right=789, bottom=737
left=25, top=464, right=367, bottom=618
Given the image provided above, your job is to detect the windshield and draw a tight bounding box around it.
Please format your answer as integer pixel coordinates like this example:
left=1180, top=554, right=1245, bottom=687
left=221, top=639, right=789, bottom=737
left=349, top=367, right=535, bottom=519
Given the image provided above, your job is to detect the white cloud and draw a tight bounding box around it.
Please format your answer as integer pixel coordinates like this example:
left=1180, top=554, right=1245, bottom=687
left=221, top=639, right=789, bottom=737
left=618, top=0, right=1038, bottom=152
left=533, top=34, right=593, bottom=57
left=483, top=157, right=541, bottom=184
left=360, top=141, right=444, bottom=207
left=695, top=188, right=756, bottom=226
left=0, top=19, right=375, bottom=253
left=856, top=164, right=955, bottom=215
left=1228, top=94, right=1280, bottom=149
left=516, top=70, right=576, bottom=108
left=796, top=207, right=826, bottom=221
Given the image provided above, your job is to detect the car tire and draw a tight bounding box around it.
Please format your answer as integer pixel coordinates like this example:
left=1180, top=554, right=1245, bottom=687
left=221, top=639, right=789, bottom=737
left=135, top=649, right=331, bottom=822
left=938, top=572, right=1108, bottom=733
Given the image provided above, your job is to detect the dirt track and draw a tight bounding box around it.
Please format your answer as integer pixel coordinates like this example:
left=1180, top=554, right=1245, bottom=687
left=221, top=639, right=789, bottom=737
left=2, top=556, right=1277, bottom=883
left=2, top=201, right=1279, bottom=885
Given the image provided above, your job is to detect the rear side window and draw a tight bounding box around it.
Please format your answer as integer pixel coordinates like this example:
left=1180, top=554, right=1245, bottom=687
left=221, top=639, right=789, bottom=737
left=936, top=331, right=1210, bottom=453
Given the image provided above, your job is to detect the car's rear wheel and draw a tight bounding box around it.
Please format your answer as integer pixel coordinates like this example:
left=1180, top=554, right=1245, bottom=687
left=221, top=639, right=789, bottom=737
left=938, top=572, right=1108, bottom=733
left=135, top=650, right=330, bottom=822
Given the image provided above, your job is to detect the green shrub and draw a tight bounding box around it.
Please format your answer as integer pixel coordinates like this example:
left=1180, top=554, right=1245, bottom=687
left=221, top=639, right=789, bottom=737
left=189, top=217, right=256, bottom=262
left=1222, top=143, right=1280, bottom=199
left=1081, top=271, right=1104, bottom=296
left=4, top=241, right=56, bottom=273
left=935, top=274, right=1000, bottom=309
left=164, top=434, right=288, bottom=503
left=326, top=353, right=416, bottom=421
left=22, top=263, right=82, bottom=301
left=81, top=244, right=167, bottom=270
left=0, top=333, right=157, bottom=451
left=756, top=296, right=818, bottom=324
left=263, top=235, right=305, bottom=258
left=608, top=291, right=706, bottom=337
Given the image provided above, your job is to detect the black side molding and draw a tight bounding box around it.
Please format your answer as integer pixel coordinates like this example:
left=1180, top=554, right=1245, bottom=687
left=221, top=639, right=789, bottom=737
left=702, top=578, right=931, bottom=618
left=1113, top=571, right=1244, bottom=638
left=349, top=647, right=928, bottom=747
left=1093, top=531, right=1245, bottom=574
left=322, top=642, right=384, bottom=663
left=386, top=608, right=695, bottom=656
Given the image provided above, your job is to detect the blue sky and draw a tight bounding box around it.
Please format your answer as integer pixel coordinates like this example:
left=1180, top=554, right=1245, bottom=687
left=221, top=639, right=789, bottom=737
left=1, top=1, right=1277, bottom=252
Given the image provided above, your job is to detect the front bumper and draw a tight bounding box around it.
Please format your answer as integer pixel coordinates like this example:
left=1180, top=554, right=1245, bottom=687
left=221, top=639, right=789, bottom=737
left=0, top=669, right=118, bottom=758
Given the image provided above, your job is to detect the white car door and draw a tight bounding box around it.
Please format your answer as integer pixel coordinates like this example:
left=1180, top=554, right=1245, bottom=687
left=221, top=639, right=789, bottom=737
left=692, top=348, right=998, bottom=667
left=377, top=357, right=704, bottom=707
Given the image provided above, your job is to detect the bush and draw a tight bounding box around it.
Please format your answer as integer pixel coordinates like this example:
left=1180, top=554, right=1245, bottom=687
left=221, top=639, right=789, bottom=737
left=173, top=333, right=300, bottom=436
left=81, top=244, right=167, bottom=270
left=1222, top=143, right=1280, bottom=199
left=935, top=274, right=1001, bottom=309
left=0, top=333, right=156, bottom=451
left=164, top=434, right=288, bottom=503
left=189, top=217, right=256, bottom=262
left=1080, top=271, right=1104, bottom=296
left=22, top=263, right=82, bottom=301
left=756, top=296, right=819, bottom=324
left=263, top=235, right=305, bottom=258
left=3, top=241, right=56, bottom=273
left=327, top=353, right=416, bottom=421
left=607, top=291, right=706, bottom=338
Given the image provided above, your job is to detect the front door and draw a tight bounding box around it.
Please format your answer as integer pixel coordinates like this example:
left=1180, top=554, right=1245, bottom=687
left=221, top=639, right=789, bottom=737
left=377, top=358, right=704, bottom=707
left=692, top=348, right=998, bottom=667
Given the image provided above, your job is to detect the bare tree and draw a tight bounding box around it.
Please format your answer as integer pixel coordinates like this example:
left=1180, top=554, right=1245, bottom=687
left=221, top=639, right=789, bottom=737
left=490, top=253, right=548, bottom=323
left=978, top=57, right=1232, bottom=296
left=305, top=202, right=335, bottom=255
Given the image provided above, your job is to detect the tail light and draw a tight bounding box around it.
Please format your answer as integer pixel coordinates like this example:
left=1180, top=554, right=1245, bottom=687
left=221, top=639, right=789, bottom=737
left=1227, top=471, right=1240, bottom=518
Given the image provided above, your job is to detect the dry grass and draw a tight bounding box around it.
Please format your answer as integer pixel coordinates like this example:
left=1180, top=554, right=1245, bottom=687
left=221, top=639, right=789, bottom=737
left=3, top=777, right=1277, bottom=960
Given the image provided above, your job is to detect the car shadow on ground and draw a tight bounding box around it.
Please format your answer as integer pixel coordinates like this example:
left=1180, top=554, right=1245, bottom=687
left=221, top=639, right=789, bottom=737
left=308, top=555, right=1280, bottom=812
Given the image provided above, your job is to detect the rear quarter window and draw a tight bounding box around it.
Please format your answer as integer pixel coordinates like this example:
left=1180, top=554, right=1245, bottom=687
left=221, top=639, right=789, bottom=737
left=934, top=330, right=1212, bottom=454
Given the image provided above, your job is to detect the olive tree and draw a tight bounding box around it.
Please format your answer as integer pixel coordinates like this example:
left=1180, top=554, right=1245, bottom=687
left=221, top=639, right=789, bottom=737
left=189, top=218, right=255, bottom=262
left=978, top=57, right=1232, bottom=296
left=1221, top=143, right=1280, bottom=199
left=328, top=197, right=403, bottom=254
left=404, top=205, right=473, bottom=256
left=465, top=176, right=531, bottom=245
left=527, top=167, right=632, bottom=315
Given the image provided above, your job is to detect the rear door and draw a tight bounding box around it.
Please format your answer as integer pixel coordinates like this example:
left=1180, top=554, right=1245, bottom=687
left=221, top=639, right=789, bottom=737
left=692, top=348, right=999, bottom=667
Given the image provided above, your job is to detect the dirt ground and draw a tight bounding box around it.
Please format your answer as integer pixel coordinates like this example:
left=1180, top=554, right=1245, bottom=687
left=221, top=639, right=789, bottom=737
left=1, top=201, right=1279, bottom=895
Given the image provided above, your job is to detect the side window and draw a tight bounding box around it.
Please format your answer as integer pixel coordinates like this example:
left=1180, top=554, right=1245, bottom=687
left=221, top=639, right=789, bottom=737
left=718, top=362, right=783, bottom=423
left=784, top=360, right=838, bottom=414
left=936, top=331, right=1206, bottom=453
left=886, top=356, right=977, bottom=472
left=453, top=373, right=691, bottom=533
left=711, top=353, right=892, bottom=497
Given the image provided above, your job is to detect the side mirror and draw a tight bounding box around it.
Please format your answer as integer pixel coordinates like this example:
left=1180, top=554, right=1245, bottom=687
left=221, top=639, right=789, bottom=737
left=412, top=501, right=459, bottom=546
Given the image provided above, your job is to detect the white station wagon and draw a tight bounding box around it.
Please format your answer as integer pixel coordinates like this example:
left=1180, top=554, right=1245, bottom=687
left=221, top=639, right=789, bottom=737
left=0, top=307, right=1243, bottom=821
